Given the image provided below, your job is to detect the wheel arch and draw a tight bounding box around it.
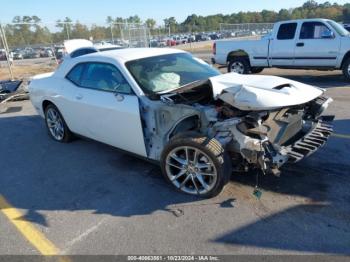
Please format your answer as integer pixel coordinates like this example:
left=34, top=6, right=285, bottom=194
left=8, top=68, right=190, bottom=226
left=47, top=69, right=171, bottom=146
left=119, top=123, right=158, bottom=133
left=340, top=51, right=350, bottom=69
left=167, top=115, right=200, bottom=141
left=227, top=49, right=250, bottom=64
left=42, top=99, right=55, bottom=113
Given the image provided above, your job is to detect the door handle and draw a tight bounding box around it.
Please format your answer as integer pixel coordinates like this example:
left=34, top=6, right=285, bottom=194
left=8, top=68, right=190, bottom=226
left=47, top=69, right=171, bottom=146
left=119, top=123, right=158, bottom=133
left=296, top=42, right=304, bottom=47
left=115, top=93, right=124, bottom=102
left=75, top=94, right=83, bottom=100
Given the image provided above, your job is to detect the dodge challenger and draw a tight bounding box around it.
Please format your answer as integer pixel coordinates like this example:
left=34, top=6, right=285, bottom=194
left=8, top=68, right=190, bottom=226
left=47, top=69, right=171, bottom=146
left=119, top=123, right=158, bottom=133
left=29, top=45, right=334, bottom=198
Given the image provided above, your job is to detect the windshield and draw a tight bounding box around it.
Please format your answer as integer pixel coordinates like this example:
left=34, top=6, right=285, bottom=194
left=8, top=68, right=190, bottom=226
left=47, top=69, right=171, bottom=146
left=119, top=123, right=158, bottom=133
left=327, top=20, right=350, bottom=37
left=126, top=53, right=220, bottom=94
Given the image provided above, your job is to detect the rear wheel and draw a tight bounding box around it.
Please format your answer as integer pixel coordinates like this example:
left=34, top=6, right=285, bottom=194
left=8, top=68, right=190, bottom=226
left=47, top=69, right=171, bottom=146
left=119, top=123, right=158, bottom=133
left=44, top=104, right=73, bottom=143
left=342, top=57, right=350, bottom=81
left=228, top=57, right=250, bottom=74
left=160, top=135, right=232, bottom=198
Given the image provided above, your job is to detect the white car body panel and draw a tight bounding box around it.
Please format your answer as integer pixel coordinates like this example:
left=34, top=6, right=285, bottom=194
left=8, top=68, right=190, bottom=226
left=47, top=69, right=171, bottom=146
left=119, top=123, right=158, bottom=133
left=29, top=48, right=184, bottom=157
left=59, top=81, right=147, bottom=156
left=210, top=73, right=324, bottom=110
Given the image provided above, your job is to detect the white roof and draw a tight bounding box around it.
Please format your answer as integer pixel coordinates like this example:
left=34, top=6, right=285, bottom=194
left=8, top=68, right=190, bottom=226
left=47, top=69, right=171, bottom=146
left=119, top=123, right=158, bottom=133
left=276, top=18, right=332, bottom=25
left=84, top=48, right=187, bottom=62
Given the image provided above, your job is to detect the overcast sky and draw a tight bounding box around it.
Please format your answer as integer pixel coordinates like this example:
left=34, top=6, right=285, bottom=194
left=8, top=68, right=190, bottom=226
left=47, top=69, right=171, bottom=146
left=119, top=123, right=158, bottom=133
left=1, top=0, right=349, bottom=25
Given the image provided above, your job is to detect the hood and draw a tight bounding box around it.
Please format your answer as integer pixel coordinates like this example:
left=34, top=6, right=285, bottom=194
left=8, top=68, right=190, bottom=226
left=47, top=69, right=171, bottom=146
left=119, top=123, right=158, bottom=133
left=63, top=39, right=93, bottom=54
left=210, top=73, right=324, bottom=111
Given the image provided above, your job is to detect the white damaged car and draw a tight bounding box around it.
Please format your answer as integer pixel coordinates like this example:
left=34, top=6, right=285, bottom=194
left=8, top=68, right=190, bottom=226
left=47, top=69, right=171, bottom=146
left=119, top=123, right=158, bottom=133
left=29, top=47, right=334, bottom=198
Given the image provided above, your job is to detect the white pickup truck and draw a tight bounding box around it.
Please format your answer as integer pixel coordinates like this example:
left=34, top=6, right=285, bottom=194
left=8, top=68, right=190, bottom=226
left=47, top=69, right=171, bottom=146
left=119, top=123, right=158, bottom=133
left=213, top=19, right=350, bottom=80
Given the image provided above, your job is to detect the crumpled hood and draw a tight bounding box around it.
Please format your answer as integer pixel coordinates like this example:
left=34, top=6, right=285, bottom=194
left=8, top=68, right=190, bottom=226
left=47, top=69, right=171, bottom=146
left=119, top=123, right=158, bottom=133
left=210, top=73, right=324, bottom=111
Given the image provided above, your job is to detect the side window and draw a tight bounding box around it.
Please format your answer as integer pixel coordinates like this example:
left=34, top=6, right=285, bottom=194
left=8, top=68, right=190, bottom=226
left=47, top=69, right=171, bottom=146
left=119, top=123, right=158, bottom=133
left=80, top=63, right=133, bottom=94
left=66, top=63, right=85, bottom=85
left=277, top=23, right=297, bottom=40
left=300, top=22, right=332, bottom=39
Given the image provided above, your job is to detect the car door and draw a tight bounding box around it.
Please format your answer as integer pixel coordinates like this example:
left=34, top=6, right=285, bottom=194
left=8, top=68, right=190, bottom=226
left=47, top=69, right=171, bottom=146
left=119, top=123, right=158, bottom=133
left=294, top=21, right=340, bottom=67
left=62, top=62, right=147, bottom=157
left=269, top=22, right=298, bottom=67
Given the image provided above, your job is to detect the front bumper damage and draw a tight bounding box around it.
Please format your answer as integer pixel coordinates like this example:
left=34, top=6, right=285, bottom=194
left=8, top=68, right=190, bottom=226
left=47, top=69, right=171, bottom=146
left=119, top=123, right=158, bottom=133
left=282, top=116, right=334, bottom=163
left=214, top=115, right=334, bottom=176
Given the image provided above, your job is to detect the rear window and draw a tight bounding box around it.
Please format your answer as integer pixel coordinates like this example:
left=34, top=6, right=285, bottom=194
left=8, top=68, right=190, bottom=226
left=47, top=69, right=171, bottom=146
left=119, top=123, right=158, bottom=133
left=66, top=63, right=84, bottom=85
left=277, top=23, right=297, bottom=40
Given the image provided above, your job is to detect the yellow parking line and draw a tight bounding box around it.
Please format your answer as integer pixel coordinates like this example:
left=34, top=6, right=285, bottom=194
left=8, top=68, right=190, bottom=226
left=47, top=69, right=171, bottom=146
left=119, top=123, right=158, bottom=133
left=0, top=194, right=59, bottom=255
left=332, top=133, right=350, bottom=139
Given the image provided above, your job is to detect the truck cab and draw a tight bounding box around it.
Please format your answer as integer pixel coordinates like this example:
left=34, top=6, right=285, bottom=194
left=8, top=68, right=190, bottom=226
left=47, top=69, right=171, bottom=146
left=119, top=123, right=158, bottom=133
left=213, top=19, right=350, bottom=80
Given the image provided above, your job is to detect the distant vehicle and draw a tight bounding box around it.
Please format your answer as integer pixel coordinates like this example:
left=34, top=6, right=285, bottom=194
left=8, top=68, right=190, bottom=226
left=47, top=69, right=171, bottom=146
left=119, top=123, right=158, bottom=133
left=12, top=52, right=23, bottom=60
left=166, top=38, right=176, bottom=46
left=40, top=48, right=54, bottom=58
left=187, top=35, right=196, bottom=43
left=23, top=48, right=40, bottom=59
left=29, top=45, right=333, bottom=198
left=57, top=39, right=124, bottom=63
left=201, top=34, right=212, bottom=41
left=213, top=19, right=350, bottom=80
left=94, top=41, right=122, bottom=51
left=343, top=23, right=350, bottom=32
left=209, top=34, right=220, bottom=40
left=55, top=47, right=65, bottom=60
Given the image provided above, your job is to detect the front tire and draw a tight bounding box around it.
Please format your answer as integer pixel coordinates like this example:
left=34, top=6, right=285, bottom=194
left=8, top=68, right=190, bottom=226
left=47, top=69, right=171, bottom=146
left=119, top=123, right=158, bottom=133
left=228, top=57, right=250, bottom=74
left=45, top=104, right=73, bottom=143
left=160, top=135, right=232, bottom=198
left=342, top=57, right=350, bottom=81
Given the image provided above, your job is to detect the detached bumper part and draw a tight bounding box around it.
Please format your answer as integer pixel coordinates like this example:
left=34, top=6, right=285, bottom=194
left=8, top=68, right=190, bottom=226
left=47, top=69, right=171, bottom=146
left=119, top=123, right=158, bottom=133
left=284, top=116, right=334, bottom=163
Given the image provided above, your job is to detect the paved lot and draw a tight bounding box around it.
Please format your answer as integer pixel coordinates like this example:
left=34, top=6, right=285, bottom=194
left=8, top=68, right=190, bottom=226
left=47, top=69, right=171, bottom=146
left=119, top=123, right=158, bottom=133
left=0, top=65, right=350, bottom=255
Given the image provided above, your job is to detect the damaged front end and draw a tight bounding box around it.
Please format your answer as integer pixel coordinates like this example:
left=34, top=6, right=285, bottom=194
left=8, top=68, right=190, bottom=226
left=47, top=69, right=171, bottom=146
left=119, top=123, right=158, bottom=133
left=155, top=73, right=334, bottom=176
left=211, top=96, right=334, bottom=176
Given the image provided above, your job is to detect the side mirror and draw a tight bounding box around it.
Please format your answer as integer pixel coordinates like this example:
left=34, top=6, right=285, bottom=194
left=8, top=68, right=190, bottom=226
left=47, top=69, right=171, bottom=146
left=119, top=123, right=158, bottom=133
left=322, top=30, right=335, bottom=39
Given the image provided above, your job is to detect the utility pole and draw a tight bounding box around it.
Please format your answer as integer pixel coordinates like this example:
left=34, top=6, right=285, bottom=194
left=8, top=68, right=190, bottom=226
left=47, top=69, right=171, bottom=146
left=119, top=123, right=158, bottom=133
left=110, top=24, right=114, bottom=44
left=65, top=23, right=70, bottom=40
left=0, top=23, right=14, bottom=80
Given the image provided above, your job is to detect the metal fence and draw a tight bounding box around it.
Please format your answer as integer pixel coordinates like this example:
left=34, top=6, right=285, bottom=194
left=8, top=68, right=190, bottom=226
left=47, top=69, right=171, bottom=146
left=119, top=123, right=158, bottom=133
left=0, top=21, right=275, bottom=80
left=0, top=22, right=151, bottom=79
left=219, top=23, right=274, bottom=38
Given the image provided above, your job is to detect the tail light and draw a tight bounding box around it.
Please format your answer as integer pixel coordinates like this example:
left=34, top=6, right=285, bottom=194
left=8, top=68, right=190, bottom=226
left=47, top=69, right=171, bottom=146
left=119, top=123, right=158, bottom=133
left=213, top=42, right=216, bottom=55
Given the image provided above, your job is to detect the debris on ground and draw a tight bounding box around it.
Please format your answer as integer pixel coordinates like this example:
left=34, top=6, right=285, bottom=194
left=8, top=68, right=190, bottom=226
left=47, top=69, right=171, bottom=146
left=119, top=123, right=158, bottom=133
left=0, top=79, right=29, bottom=113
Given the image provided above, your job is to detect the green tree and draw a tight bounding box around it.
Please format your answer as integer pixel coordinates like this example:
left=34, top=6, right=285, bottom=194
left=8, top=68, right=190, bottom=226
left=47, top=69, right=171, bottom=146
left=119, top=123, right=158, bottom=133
left=164, top=17, right=178, bottom=34
left=145, top=18, right=156, bottom=30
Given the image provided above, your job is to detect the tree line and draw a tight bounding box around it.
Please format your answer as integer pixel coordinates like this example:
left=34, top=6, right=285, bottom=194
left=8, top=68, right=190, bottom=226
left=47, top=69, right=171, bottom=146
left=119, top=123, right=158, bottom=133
left=2, top=0, right=350, bottom=47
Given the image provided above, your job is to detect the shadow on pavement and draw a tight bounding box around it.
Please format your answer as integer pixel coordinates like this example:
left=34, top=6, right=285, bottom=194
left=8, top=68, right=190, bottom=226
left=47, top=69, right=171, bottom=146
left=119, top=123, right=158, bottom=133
left=213, top=119, right=350, bottom=255
left=0, top=115, right=349, bottom=254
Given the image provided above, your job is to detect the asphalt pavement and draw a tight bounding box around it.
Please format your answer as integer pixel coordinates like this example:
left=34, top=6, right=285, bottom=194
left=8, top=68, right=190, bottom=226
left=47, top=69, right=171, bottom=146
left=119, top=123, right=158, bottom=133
left=0, top=58, right=349, bottom=255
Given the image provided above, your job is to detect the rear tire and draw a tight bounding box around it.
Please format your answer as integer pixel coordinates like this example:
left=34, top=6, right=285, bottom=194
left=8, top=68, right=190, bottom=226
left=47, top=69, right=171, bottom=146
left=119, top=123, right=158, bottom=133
left=160, top=135, right=232, bottom=198
left=44, top=104, right=73, bottom=143
left=342, top=57, right=350, bottom=81
left=228, top=57, right=251, bottom=74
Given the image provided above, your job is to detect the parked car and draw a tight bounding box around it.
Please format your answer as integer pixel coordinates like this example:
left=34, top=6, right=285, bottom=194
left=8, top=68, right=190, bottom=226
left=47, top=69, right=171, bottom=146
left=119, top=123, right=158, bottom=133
left=28, top=47, right=333, bottom=198
left=23, top=48, right=40, bottom=59
left=166, top=38, right=176, bottom=46
left=0, top=52, right=6, bottom=61
left=12, top=51, right=24, bottom=60
left=343, top=23, right=350, bottom=32
left=40, top=48, right=54, bottom=58
left=213, top=19, right=350, bottom=80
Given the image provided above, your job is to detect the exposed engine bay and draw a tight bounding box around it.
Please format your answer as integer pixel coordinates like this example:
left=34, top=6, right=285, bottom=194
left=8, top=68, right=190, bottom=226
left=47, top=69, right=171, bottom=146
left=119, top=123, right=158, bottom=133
left=141, top=73, right=334, bottom=176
